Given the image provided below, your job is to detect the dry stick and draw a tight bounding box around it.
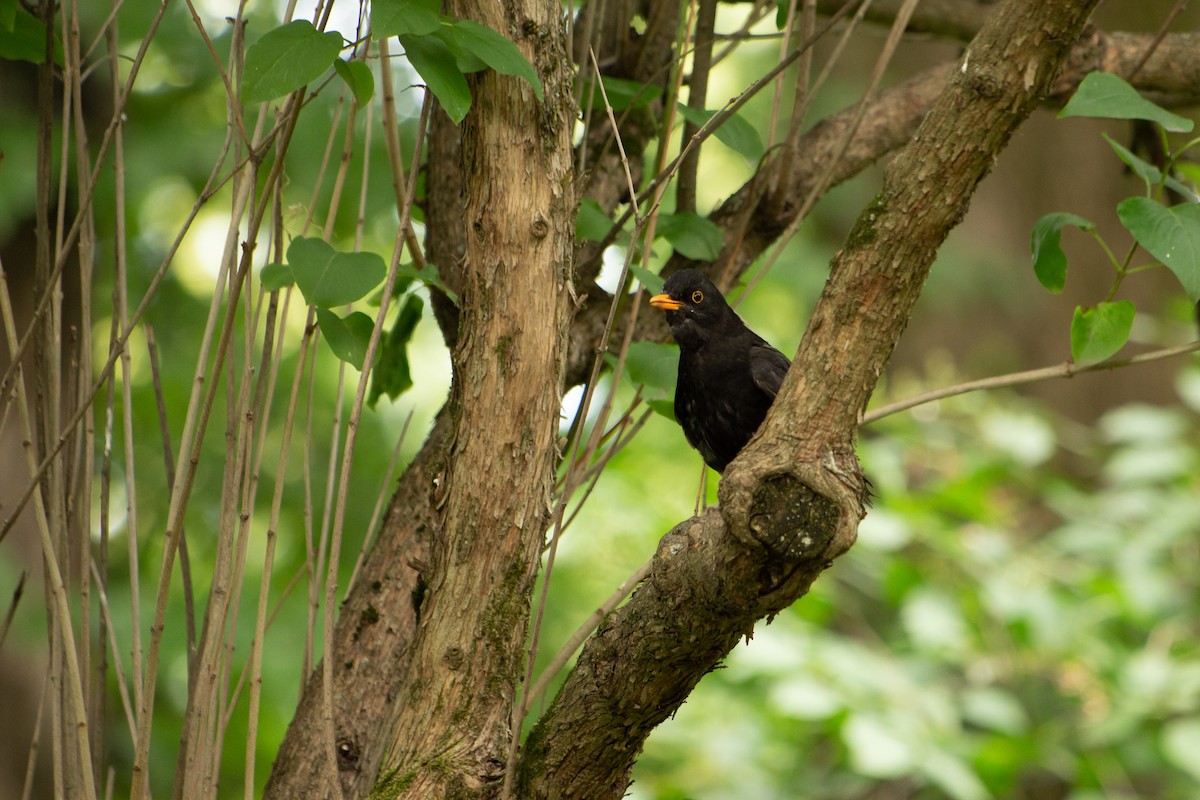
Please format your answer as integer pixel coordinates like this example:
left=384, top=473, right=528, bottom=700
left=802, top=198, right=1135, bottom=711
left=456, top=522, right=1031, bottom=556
left=583, top=0, right=863, bottom=263
left=21, top=671, right=48, bottom=800
left=524, top=557, right=655, bottom=712
left=0, top=252, right=96, bottom=800
left=0, top=0, right=174, bottom=408
left=1128, top=0, right=1188, bottom=81
left=738, top=0, right=914, bottom=304
left=43, top=7, right=72, bottom=794
left=89, top=560, right=138, bottom=743
left=0, top=572, right=26, bottom=649
left=862, top=341, right=1200, bottom=426
left=136, top=84, right=278, bottom=800
left=300, top=326, right=321, bottom=682
left=64, top=5, right=102, bottom=782
left=243, top=316, right=317, bottom=800
left=144, top=328, right=195, bottom=682
left=346, top=409, right=414, bottom=596
left=677, top=0, right=717, bottom=213
left=768, top=0, right=803, bottom=151
left=104, top=6, right=146, bottom=751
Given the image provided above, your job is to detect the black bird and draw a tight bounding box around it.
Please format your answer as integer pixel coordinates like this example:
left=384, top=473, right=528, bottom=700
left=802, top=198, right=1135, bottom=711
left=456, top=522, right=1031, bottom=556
left=649, top=269, right=790, bottom=473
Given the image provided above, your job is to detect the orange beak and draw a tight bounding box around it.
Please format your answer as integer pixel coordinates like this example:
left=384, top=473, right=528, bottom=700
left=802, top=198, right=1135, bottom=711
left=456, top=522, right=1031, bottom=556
left=649, top=293, right=683, bottom=311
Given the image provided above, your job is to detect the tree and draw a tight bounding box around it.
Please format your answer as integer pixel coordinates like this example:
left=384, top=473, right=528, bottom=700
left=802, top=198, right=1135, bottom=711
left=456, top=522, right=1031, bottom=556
left=1, top=0, right=1197, bottom=798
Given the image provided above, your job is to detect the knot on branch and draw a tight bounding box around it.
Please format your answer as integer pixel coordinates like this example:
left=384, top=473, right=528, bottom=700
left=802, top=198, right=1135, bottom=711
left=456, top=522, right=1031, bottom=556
left=747, top=474, right=839, bottom=563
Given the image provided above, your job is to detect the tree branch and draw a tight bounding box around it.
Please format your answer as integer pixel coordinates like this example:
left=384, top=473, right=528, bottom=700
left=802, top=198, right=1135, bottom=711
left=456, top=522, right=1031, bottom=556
left=521, top=0, right=1103, bottom=795
left=564, top=28, right=1200, bottom=387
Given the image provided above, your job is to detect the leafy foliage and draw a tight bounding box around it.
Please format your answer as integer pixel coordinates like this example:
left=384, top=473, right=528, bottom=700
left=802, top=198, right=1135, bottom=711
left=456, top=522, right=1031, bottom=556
left=1032, top=72, right=1200, bottom=360
left=242, top=20, right=345, bottom=103
left=624, top=378, right=1200, bottom=799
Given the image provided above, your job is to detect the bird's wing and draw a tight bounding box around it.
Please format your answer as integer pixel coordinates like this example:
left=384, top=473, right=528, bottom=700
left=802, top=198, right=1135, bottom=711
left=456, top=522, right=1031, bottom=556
left=749, top=342, right=790, bottom=399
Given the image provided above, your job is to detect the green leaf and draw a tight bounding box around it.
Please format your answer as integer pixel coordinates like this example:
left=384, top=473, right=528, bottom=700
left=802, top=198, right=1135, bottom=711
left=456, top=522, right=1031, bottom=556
left=334, top=59, right=374, bottom=105
left=1071, top=300, right=1135, bottom=363
left=1117, top=197, right=1200, bottom=301
left=676, top=105, right=765, bottom=162
left=0, top=7, right=48, bottom=64
left=630, top=265, right=664, bottom=295
left=584, top=75, right=656, bottom=111
left=260, top=262, right=295, bottom=291
left=316, top=308, right=375, bottom=369
left=399, top=33, right=472, bottom=123
left=1060, top=72, right=1194, bottom=133
left=0, top=0, right=16, bottom=31
left=397, top=261, right=458, bottom=303
left=1102, top=134, right=1196, bottom=199
left=1030, top=212, right=1093, bottom=293
left=371, top=0, right=441, bottom=37
left=287, top=237, right=387, bottom=308
left=369, top=294, right=423, bottom=406
left=656, top=212, right=724, bottom=261
left=576, top=199, right=613, bottom=242
left=623, top=341, right=678, bottom=392
left=444, top=19, right=543, bottom=101
left=242, top=20, right=344, bottom=103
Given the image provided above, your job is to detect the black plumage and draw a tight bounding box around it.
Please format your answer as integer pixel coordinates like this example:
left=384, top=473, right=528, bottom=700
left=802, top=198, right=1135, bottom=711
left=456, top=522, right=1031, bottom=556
left=649, top=269, right=790, bottom=473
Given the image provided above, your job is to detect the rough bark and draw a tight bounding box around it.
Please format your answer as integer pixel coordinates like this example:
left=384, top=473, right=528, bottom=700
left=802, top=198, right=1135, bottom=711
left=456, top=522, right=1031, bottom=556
left=517, top=0, right=1102, bottom=795
left=366, top=0, right=577, bottom=795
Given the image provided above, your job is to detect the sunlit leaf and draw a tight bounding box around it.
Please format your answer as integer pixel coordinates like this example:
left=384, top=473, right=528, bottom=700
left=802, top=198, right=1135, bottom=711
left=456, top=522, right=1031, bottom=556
left=242, top=20, right=344, bottom=103
left=287, top=237, right=387, bottom=308
left=315, top=308, right=375, bottom=369
left=334, top=59, right=374, bottom=105
left=260, top=262, right=294, bottom=291
left=371, top=0, right=441, bottom=37
left=1070, top=300, right=1135, bottom=363
left=623, top=341, right=678, bottom=392
left=1060, top=72, right=1193, bottom=132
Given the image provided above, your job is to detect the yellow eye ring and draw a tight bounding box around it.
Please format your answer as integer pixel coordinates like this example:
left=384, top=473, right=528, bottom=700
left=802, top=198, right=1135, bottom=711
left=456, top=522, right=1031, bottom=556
left=691, top=290, right=704, bottom=304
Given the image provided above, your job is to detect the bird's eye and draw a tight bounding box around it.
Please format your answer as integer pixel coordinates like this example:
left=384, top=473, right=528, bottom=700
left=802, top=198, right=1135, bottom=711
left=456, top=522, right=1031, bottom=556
left=691, top=290, right=704, bottom=304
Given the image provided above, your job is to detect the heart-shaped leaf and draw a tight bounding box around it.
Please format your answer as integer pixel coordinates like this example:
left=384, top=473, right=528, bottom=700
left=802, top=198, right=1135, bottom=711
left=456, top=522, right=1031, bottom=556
left=287, top=237, right=386, bottom=308
left=242, top=20, right=344, bottom=103
left=316, top=308, right=375, bottom=369
left=1071, top=300, right=1135, bottom=363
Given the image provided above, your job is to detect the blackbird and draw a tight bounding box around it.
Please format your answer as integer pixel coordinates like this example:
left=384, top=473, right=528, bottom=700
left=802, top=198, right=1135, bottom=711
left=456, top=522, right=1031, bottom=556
left=649, top=269, right=790, bottom=473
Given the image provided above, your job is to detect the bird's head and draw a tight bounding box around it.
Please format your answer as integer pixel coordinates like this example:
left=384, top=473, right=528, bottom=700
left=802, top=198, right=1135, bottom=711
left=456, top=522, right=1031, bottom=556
left=649, top=269, right=735, bottom=344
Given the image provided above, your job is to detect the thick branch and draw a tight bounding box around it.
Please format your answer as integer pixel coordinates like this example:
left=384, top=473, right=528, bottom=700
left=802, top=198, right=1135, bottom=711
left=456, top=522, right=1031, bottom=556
left=564, top=29, right=1200, bottom=387
left=521, top=0, right=1102, bottom=795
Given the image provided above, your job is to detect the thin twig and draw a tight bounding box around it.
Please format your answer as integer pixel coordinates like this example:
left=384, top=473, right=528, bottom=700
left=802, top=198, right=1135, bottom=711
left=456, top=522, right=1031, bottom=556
left=862, top=341, right=1200, bottom=426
